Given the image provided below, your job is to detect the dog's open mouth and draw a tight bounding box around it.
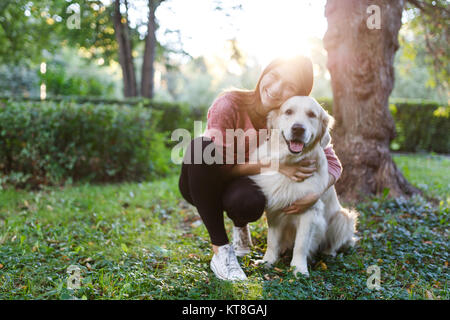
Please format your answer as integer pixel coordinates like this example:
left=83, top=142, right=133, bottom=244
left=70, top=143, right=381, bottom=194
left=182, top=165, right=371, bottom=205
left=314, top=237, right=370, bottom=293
left=282, top=132, right=304, bottom=154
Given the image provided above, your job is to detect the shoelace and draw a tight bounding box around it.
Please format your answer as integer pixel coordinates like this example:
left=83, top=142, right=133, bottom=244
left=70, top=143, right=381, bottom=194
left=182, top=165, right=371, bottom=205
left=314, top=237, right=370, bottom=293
left=225, top=247, right=242, bottom=275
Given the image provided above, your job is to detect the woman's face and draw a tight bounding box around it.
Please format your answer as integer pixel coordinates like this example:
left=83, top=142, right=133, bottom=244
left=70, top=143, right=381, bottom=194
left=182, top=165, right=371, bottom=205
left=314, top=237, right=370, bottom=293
left=259, top=64, right=300, bottom=113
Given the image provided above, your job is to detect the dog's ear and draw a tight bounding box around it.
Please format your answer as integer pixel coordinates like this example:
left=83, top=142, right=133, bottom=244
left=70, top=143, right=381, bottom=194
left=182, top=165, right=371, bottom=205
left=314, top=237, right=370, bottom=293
left=319, top=108, right=334, bottom=148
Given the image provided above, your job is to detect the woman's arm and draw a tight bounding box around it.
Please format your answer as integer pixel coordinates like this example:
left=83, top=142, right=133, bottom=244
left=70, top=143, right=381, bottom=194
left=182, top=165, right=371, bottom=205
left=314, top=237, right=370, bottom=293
left=229, top=162, right=263, bottom=178
left=283, top=145, right=342, bottom=215
left=229, top=158, right=317, bottom=179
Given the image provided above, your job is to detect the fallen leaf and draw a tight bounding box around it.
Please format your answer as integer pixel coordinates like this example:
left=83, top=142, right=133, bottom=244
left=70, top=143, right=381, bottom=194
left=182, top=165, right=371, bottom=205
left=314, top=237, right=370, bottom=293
left=316, top=261, right=327, bottom=270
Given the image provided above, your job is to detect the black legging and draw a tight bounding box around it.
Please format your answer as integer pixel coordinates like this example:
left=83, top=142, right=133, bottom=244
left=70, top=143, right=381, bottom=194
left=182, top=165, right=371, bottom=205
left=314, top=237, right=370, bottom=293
left=178, top=137, right=266, bottom=246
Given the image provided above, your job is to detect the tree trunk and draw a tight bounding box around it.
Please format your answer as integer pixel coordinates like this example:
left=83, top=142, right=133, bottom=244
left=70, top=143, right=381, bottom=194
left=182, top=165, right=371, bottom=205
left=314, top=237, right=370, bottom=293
left=113, top=0, right=137, bottom=97
left=141, top=0, right=158, bottom=98
left=323, top=0, right=420, bottom=202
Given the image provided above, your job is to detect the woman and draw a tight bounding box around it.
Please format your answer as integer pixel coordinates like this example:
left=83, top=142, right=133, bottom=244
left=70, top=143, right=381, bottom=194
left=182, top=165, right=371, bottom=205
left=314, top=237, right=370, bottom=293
left=178, top=55, right=342, bottom=281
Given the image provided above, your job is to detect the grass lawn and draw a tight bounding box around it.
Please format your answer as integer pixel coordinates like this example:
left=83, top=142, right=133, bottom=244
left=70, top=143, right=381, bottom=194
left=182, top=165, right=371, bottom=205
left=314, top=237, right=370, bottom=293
left=0, top=153, right=448, bottom=299
left=393, top=153, right=450, bottom=204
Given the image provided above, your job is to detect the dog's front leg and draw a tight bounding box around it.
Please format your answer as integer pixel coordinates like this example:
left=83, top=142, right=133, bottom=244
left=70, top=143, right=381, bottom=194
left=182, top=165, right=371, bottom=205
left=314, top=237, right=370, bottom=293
left=290, top=203, right=323, bottom=277
left=256, top=215, right=282, bottom=268
left=262, top=224, right=282, bottom=267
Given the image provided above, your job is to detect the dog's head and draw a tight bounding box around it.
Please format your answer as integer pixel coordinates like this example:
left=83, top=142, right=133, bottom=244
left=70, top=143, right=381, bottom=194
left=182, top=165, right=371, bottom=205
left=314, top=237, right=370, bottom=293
left=267, top=96, right=334, bottom=154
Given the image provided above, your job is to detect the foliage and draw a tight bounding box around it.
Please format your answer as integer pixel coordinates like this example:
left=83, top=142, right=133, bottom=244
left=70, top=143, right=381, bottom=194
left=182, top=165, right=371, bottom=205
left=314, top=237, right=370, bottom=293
left=317, top=98, right=449, bottom=154
left=0, top=100, right=172, bottom=188
left=392, top=17, right=448, bottom=102
left=39, top=60, right=115, bottom=97
left=0, top=1, right=116, bottom=65
left=0, top=65, right=40, bottom=97
left=0, top=0, right=57, bottom=65
left=0, top=154, right=448, bottom=299
left=405, top=0, right=449, bottom=90
left=389, top=100, right=450, bottom=153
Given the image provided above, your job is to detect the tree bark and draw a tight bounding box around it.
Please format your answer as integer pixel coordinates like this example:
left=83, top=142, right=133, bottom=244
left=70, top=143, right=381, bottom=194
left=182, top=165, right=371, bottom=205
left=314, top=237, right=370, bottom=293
left=113, top=0, right=137, bottom=97
left=323, top=0, right=421, bottom=202
left=141, top=0, right=159, bottom=98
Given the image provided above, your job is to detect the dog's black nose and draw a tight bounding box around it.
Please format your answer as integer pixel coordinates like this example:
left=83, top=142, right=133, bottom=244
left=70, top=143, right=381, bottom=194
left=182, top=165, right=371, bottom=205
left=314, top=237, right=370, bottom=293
left=291, top=123, right=305, bottom=135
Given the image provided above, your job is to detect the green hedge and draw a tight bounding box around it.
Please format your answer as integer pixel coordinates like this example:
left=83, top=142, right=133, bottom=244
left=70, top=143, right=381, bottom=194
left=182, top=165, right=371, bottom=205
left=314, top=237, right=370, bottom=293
left=0, top=95, right=207, bottom=135
left=0, top=96, right=447, bottom=188
left=316, top=98, right=449, bottom=154
left=389, top=100, right=449, bottom=153
left=0, top=100, right=173, bottom=188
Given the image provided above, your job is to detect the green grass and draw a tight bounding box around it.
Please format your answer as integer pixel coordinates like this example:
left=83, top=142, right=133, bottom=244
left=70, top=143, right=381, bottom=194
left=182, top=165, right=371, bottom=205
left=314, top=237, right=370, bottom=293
left=393, top=153, right=450, bottom=204
left=0, top=153, right=448, bottom=300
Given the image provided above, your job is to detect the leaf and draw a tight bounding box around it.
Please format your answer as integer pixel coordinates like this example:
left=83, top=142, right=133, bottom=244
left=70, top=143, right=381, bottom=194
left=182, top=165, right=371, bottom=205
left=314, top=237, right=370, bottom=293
left=382, top=188, right=390, bottom=200
left=121, top=243, right=128, bottom=253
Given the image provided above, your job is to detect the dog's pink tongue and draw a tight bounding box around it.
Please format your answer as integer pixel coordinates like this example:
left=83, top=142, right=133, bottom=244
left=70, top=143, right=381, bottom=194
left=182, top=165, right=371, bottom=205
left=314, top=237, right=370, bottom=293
left=289, top=141, right=304, bottom=152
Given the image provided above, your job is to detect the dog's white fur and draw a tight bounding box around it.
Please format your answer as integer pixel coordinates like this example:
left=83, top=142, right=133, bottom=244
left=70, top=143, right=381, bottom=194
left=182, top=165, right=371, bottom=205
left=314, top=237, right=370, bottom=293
left=249, top=96, right=358, bottom=276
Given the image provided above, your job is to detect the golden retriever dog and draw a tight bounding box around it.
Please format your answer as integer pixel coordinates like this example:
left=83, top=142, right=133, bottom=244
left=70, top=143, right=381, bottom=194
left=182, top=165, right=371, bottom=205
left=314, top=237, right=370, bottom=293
left=249, top=96, right=358, bottom=277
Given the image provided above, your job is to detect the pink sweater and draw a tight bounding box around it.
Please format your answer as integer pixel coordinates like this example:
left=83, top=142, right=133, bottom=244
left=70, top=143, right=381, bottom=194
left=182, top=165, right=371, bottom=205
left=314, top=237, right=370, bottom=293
left=203, top=93, right=342, bottom=181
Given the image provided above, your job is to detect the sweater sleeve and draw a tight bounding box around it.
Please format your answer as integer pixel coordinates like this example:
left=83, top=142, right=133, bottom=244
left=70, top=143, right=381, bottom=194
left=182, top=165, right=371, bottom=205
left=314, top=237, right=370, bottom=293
left=203, top=95, right=237, bottom=167
left=324, top=144, right=342, bottom=182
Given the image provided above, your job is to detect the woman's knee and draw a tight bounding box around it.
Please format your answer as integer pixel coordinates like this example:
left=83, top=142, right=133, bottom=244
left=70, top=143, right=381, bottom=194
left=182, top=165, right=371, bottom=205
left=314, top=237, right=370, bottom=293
left=223, top=180, right=266, bottom=223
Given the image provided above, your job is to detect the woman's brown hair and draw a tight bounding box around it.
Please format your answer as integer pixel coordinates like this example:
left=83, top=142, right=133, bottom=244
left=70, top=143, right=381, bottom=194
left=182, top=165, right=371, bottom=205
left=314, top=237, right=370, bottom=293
left=220, top=55, right=314, bottom=108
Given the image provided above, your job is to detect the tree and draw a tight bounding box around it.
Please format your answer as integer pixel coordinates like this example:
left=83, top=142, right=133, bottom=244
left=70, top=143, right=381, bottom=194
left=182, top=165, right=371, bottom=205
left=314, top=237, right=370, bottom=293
left=113, top=0, right=137, bottom=97
left=323, top=0, right=421, bottom=201
left=141, top=0, right=164, bottom=98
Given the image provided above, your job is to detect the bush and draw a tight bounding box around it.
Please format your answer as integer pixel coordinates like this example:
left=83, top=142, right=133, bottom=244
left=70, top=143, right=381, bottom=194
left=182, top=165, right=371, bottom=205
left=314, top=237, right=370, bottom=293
left=39, top=64, right=115, bottom=97
left=0, top=96, right=447, bottom=189
left=389, top=100, right=450, bottom=153
left=316, top=98, right=449, bottom=154
left=0, top=100, right=172, bottom=188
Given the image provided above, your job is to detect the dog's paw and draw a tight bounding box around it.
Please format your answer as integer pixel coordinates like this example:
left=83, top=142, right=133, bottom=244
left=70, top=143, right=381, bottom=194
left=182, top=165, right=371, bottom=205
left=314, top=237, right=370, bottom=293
left=254, top=259, right=273, bottom=269
left=349, top=236, right=359, bottom=247
left=322, top=248, right=337, bottom=257
left=292, top=266, right=309, bottom=278
left=290, top=261, right=309, bottom=277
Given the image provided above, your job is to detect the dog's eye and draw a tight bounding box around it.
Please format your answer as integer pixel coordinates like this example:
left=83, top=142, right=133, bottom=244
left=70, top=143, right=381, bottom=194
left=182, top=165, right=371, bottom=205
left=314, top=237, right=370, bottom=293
left=285, top=109, right=293, bottom=116
left=307, top=111, right=316, bottom=118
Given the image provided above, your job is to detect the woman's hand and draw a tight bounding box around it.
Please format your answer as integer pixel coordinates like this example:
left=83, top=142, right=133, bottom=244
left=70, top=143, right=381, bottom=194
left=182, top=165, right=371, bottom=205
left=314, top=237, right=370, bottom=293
left=278, top=159, right=317, bottom=182
left=282, top=174, right=336, bottom=215
left=282, top=191, right=320, bottom=214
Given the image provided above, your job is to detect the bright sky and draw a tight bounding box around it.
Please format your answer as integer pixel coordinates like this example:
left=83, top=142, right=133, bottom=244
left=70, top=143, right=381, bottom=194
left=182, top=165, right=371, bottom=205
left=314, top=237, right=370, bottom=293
left=155, top=0, right=328, bottom=67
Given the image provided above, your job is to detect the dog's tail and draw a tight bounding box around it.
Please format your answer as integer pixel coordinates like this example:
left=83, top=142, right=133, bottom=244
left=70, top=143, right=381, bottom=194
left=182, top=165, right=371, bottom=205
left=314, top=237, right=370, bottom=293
left=322, top=208, right=359, bottom=256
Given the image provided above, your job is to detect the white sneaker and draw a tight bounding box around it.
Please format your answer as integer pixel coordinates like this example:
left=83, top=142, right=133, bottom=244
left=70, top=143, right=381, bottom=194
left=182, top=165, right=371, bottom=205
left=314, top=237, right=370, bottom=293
left=232, top=225, right=253, bottom=257
left=210, top=244, right=247, bottom=281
